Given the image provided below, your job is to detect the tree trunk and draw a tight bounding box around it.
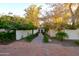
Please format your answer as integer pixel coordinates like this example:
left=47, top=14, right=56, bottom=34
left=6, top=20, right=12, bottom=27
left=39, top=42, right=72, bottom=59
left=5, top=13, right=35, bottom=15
left=69, top=3, right=76, bottom=26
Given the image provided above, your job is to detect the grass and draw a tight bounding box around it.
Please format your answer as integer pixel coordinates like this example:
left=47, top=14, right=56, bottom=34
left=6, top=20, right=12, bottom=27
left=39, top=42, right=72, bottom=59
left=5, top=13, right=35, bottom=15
left=24, top=32, right=39, bottom=42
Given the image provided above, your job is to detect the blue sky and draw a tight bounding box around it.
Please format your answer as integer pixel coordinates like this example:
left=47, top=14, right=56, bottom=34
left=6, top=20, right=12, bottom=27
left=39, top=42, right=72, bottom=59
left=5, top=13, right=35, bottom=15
left=0, top=3, right=32, bottom=16
left=0, top=3, right=50, bottom=17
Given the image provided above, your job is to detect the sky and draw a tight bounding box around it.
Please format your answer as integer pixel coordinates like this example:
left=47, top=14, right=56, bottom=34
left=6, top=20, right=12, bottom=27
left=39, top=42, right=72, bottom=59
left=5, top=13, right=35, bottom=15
left=0, top=3, right=51, bottom=17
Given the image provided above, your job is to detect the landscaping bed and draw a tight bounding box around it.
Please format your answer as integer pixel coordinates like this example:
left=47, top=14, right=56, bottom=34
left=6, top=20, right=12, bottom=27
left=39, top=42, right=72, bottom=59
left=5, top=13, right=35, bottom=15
left=43, top=33, right=49, bottom=43
left=24, top=32, right=39, bottom=42
left=41, top=32, right=49, bottom=43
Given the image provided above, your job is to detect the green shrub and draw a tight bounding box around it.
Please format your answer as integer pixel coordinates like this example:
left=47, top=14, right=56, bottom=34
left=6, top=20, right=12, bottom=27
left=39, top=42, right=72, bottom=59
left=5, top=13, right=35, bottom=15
left=43, top=34, right=49, bottom=43
left=24, top=32, right=38, bottom=42
left=65, top=24, right=77, bottom=30
left=0, top=31, right=16, bottom=44
left=74, top=40, right=79, bottom=45
left=56, top=31, right=68, bottom=41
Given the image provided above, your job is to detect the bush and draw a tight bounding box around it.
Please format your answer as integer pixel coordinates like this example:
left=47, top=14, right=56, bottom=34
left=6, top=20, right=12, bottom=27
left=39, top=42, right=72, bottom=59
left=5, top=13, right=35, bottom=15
left=24, top=32, right=38, bottom=42
left=56, top=31, right=68, bottom=41
left=43, top=33, right=49, bottom=43
left=0, top=31, right=16, bottom=44
left=65, top=24, right=77, bottom=30
left=74, top=40, right=79, bottom=45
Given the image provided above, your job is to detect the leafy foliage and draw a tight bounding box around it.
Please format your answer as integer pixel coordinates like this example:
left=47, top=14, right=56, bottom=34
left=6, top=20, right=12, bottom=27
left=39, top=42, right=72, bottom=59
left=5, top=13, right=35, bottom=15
left=0, top=15, right=37, bottom=30
left=45, top=3, right=79, bottom=30
left=74, top=40, right=79, bottom=45
left=43, top=22, right=53, bottom=32
left=0, top=31, right=16, bottom=44
left=24, top=32, right=39, bottom=42
left=65, top=24, right=77, bottom=30
left=26, top=22, right=37, bottom=30
left=43, top=33, right=49, bottom=43
left=25, top=5, right=41, bottom=28
left=56, top=31, right=68, bottom=41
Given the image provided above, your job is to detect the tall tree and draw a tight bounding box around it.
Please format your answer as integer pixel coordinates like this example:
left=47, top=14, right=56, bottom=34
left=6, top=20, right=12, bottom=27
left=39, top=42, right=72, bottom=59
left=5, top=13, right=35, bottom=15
left=75, top=6, right=79, bottom=24
left=50, top=4, right=71, bottom=30
left=24, top=4, right=41, bottom=34
left=64, top=3, right=79, bottom=26
left=46, top=3, right=79, bottom=30
left=25, top=5, right=41, bottom=28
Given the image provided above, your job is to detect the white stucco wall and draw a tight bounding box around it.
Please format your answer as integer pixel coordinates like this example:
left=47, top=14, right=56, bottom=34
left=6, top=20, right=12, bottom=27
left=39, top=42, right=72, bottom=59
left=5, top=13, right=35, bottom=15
left=47, top=29, right=79, bottom=40
left=33, top=30, right=38, bottom=34
left=47, top=29, right=57, bottom=37
left=16, top=30, right=38, bottom=40
left=0, top=29, right=6, bottom=32
left=16, top=30, right=32, bottom=40
left=65, top=29, right=79, bottom=40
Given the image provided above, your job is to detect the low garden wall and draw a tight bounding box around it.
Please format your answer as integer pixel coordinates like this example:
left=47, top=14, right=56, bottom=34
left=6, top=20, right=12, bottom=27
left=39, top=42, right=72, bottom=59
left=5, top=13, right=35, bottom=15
left=47, top=29, right=57, bottom=37
left=47, top=29, right=79, bottom=40
left=16, top=30, right=38, bottom=40
left=0, top=29, right=38, bottom=40
left=33, top=30, right=38, bottom=34
left=64, top=29, right=79, bottom=40
left=0, top=29, right=6, bottom=32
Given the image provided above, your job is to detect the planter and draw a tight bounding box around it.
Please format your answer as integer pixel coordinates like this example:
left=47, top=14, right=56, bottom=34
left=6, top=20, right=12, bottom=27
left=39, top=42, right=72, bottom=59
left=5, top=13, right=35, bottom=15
left=65, top=29, right=79, bottom=40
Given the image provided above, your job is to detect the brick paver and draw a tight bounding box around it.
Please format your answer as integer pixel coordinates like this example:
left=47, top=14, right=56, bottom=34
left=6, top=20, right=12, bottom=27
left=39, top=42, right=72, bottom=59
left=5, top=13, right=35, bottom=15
left=0, top=40, right=79, bottom=56
left=32, top=33, right=43, bottom=43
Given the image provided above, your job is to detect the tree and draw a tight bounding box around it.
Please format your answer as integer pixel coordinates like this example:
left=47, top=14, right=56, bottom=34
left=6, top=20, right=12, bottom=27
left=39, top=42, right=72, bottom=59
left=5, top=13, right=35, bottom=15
left=43, top=21, right=53, bottom=32
left=75, top=6, right=79, bottom=24
left=45, top=3, right=79, bottom=30
left=50, top=4, right=71, bottom=30
left=64, top=3, right=79, bottom=26
left=25, top=4, right=41, bottom=28
left=0, top=15, right=13, bottom=29
left=12, top=15, right=26, bottom=30
left=0, top=15, right=26, bottom=30
left=24, top=4, right=41, bottom=34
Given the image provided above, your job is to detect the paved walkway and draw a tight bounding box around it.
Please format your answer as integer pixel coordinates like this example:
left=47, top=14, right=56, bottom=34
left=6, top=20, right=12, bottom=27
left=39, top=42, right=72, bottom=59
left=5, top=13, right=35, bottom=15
left=0, top=41, right=79, bottom=56
left=32, top=33, right=43, bottom=43
left=0, top=33, right=79, bottom=56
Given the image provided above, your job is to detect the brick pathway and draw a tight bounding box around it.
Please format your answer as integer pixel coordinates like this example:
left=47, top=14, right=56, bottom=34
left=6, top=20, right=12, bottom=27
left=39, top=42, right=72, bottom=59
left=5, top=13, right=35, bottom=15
left=32, top=33, right=43, bottom=43
left=0, top=40, right=79, bottom=56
